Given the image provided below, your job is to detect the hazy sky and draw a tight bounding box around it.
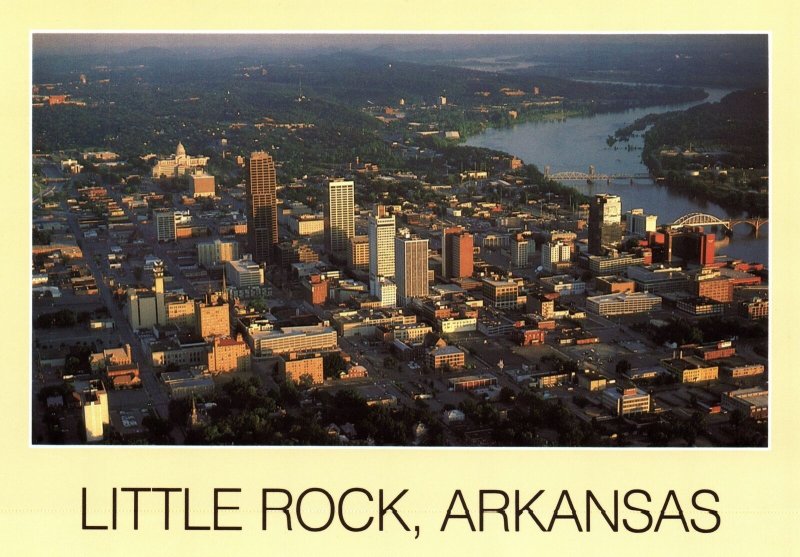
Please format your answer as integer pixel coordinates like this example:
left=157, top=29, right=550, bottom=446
left=33, top=33, right=766, bottom=58
left=33, top=33, right=531, bottom=55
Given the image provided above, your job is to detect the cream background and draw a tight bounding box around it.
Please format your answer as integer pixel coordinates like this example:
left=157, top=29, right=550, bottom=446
left=4, top=1, right=797, bottom=554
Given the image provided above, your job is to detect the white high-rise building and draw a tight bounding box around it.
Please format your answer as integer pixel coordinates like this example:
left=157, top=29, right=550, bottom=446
left=371, top=276, right=397, bottom=308
left=511, top=236, right=529, bottom=267
left=324, top=180, right=355, bottom=256
left=80, top=380, right=109, bottom=443
left=627, top=209, right=658, bottom=237
left=368, top=205, right=396, bottom=296
left=395, top=235, right=429, bottom=304
left=541, top=241, right=572, bottom=272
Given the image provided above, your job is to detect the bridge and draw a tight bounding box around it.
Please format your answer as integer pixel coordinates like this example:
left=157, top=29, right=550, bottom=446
left=544, top=165, right=650, bottom=182
left=669, top=212, right=768, bottom=237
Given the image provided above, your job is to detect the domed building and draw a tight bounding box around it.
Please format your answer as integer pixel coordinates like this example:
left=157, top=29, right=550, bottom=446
left=152, top=141, right=210, bottom=178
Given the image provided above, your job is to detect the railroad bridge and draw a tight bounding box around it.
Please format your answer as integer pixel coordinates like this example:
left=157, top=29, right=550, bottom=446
left=544, top=165, right=650, bottom=182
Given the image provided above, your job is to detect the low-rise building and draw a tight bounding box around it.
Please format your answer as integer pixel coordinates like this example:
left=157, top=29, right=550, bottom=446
left=248, top=325, right=338, bottom=358
left=149, top=335, right=209, bottom=368
left=425, top=345, right=466, bottom=372
left=602, top=386, right=651, bottom=416
left=279, top=352, right=324, bottom=385
left=448, top=374, right=498, bottom=391
left=482, top=276, right=525, bottom=310
left=721, top=387, right=768, bottom=420
left=226, top=256, right=264, bottom=287
left=539, top=274, right=586, bottom=296
left=530, top=371, right=571, bottom=389
left=595, top=275, right=636, bottom=295
left=661, top=356, right=719, bottom=383
left=586, top=292, right=662, bottom=316
left=578, top=372, right=607, bottom=391
left=161, top=367, right=215, bottom=399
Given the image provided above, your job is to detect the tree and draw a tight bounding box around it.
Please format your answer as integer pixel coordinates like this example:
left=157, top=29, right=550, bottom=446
left=323, top=352, right=347, bottom=379
left=615, top=359, right=632, bottom=376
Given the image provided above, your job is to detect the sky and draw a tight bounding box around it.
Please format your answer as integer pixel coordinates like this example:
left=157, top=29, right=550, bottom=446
left=32, top=33, right=768, bottom=58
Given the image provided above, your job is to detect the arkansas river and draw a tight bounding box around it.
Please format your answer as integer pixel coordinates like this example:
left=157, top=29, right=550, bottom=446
left=465, top=87, right=769, bottom=265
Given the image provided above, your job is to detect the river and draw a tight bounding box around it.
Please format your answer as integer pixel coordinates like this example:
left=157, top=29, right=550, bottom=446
left=465, top=87, right=769, bottom=265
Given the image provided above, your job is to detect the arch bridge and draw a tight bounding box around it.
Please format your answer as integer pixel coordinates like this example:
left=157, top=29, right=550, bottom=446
left=669, top=212, right=768, bottom=237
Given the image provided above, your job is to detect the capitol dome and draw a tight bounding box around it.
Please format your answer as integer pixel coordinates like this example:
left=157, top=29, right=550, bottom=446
left=176, top=141, right=186, bottom=157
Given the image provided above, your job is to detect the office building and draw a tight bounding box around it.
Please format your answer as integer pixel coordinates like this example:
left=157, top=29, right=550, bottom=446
left=245, top=151, right=278, bottom=264
left=348, top=235, right=370, bottom=272
left=279, top=353, right=324, bottom=385
left=155, top=210, right=177, bottom=242
left=541, top=241, right=572, bottom=272
left=368, top=205, right=396, bottom=297
left=426, top=345, right=466, bottom=372
left=371, top=276, right=397, bottom=308
left=324, top=180, right=355, bottom=257
left=195, top=294, right=231, bottom=338
left=510, top=235, right=530, bottom=267
left=80, top=380, right=110, bottom=442
left=482, top=277, right=525, bottom=310
left=226, top=256, right=264, bottom=288
left=721, top=387, right=768, bottom=420
left=197, top=239, right=239, bottom=268
left=248, top=326, right=338, bottom=358
left=208, top=335, right=251, bottom=374
left=192, top=173, right=215, bottom=198
left=692, top=268, right=734, bottom=303
left=588, top=194, right=622, bottom=255
left=627, top=209, right=658, bottom=237
left=395, top=235, right=429, bottom=304
left=586, top=292, right=662, bottom=316
left=602, top=387, right=651, bottom=416
left=442, top=227, right=474, bottom=279
left=661, top=356, right=719, bottom=383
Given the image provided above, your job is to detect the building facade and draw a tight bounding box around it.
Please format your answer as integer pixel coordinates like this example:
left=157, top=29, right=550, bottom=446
left=588, top=193, right=622, bottom=255
left=152, top=142, right=209, bottom=178
left=191, top=173, right=215, bottom=198
left=226, top=256, right=264, bottom=288
left=368, top=206, right=396, bottom=297
left=395, top=236, right=430, bottom=304
left=347, top=235, right=370, bottom=272
left=208, top=335, right=251, bottom=374
left=442, top=227, right=474, bottom=279
left=324, top=180, right=355, bottom=257
left=197, top=239, right=240, bottom=268
left=586, top=292, right=662, bottom=316
left=155, top=210, right=177, bottom=242
left=541, top=241, right=572, bottom=272
left=245, top=151, right=278, bottom=264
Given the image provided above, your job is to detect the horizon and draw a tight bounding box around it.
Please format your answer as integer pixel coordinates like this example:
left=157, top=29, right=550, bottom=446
left=33, top=32, right=768, bottom=59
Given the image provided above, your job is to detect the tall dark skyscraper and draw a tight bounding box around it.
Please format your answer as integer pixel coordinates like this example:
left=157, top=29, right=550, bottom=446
left=245, top=151, right=278, bottom=264
left=588, top=193, right=623, bottom=256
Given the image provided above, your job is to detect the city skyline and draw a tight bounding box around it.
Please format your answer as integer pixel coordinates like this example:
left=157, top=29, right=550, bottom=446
left=30, top=34, right=768, bottom=447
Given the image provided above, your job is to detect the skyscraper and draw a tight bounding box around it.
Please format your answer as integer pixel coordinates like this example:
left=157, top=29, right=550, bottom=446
left=368, top=205, right=396, bottom=296
left=245, top=151, right=278, bottom=264
left=395, top=235, right=429, bottom=304
left=324, top=180, right=355, bottom=257
left=588, top=193, right=623, bottom=255
left=441, top=226, right=474, bottom=279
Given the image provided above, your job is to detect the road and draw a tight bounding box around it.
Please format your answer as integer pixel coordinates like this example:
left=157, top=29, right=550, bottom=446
left=65, top=206, right=172, bottom=420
